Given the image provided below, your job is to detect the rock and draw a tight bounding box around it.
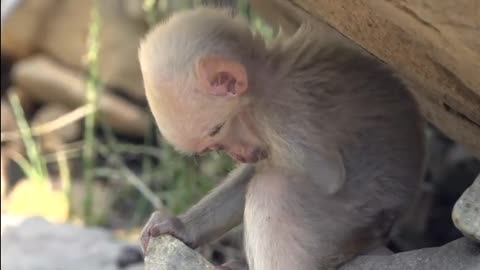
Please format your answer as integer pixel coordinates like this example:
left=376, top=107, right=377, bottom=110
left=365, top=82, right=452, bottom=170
left=2, top=0, right=148, bottom=101
left=452, top=174, right=480, bottom=242
left=145, top=235, right=215, bottom=270
left=144, top=235, right=480, bottom=270
left=251, top=0, right=480, bottom=158
left=340, top=237, right=480, bottom=270
left=12, top=55, right=150, bottom=138
left=1, top=216, right=132, bottom=270
left=0, top=0, right=57, bottom=58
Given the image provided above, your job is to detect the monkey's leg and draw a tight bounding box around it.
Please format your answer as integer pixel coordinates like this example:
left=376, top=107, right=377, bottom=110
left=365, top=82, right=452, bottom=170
left=182, top=164, right=255, bottom=246
left=141, top=164, right=254, bottom=252
left=243, top=171, right=380, bottom=270
left=243, top=171, right=322, bottom=270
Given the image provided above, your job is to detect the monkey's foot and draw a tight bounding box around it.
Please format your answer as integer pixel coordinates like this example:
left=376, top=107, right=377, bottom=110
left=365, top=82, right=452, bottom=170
left=140, top=211, right=194, bottom=254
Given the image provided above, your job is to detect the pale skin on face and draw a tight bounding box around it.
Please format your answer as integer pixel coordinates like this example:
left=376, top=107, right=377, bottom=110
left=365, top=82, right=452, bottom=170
left=150, top=55, right=267, bottom=164
left=195, top=111, right=267, bottom=163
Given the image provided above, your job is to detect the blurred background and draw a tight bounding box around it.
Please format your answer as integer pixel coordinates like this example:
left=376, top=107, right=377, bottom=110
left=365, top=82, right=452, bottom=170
left=0, top=0, right=478, bottom=269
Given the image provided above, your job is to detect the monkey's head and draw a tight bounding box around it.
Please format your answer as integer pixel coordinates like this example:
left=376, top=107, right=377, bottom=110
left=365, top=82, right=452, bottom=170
left=139, top=8, right=268, bottom=163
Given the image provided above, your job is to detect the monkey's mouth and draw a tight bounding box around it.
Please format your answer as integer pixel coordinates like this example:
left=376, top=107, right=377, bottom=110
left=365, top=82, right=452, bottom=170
left=228, top=149, right=268, bottom=163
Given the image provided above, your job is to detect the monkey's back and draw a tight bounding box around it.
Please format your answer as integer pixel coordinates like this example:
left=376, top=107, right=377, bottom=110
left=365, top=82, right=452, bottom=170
left=265, top=30, right=426, bottom=209
left=317, top=47, right=426, bottom=226
left=337, top=52, right=424, bottom=208
left=274, top=33, right=426, bottom=223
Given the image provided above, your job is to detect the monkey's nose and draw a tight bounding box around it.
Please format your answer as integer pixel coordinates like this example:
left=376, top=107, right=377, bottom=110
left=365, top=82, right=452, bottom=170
left=198, top=148, right=209, bottom=155
left=209, top=144, right=224, bottom=152
left=233, top=154, right=247, bottom=163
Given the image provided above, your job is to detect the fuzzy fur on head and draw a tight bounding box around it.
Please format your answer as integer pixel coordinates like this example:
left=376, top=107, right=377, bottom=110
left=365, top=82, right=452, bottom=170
left=139, top=8, right=265, bottom=154
left=139, top=7, right=265, bottom=88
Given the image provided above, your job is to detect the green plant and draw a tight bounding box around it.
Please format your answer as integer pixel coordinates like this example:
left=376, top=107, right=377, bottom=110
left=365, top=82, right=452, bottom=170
left=7, top=93, right=71, bottom=222
left=72, top=0, right=265, bottom=226
left=157, top=145, right=230, bottom=214
left=8, top=93, right=48, bottom=182
left=83, top=1, right=102, bottom=226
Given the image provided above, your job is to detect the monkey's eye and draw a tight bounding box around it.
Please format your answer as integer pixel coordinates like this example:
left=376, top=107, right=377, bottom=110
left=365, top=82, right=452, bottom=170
left=209, top=123, right=225, bottom=137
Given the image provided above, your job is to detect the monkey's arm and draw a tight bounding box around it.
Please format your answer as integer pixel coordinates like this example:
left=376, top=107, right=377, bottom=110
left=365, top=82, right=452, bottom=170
left=180, top=164, right=254, bottom=247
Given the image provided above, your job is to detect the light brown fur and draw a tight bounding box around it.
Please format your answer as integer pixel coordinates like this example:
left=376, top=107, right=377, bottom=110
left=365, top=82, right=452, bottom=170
left=139, top=7, right=425, bottom=270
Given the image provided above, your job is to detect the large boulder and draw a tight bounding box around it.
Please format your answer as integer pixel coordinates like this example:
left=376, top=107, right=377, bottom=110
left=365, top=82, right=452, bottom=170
left=1, top=217, right=142, bottom=270
left=144, top=235, right=479, bottom=270
left=341, top=237, right=480, bottom=270
left=250, top=0, right=480, bottom=158
left=12, top=55, right=150, bottom=138
left=1, top=0, right=148, bottom=101
left=145, top=235, right=215, bottom=270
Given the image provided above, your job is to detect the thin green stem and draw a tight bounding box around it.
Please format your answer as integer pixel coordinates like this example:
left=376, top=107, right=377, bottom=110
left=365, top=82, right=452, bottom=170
left=83, top=1, right=102, bottom=226
left=8, top=92, right=48, bottom=181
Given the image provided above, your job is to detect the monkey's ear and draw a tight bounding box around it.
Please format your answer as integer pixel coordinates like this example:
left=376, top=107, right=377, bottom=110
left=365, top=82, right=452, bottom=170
left=196, top=56, right=248, bottom=97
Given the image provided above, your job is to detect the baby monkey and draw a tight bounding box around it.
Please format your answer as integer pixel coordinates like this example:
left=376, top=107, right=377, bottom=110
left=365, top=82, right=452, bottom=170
left=138, top=7, right=425, bottom=270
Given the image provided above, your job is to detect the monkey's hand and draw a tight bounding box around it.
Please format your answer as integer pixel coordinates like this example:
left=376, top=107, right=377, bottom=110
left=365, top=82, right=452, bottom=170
left=140, top=211, right=196, bottom=254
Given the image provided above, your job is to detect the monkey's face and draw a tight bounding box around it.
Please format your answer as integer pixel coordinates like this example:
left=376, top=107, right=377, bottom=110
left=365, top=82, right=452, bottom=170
left=152, top=91, right=267, bottom=164
left=191, top=56, right=268, bottom=163
left=195, top=109, right=268, bottom=163
left=142, top=52, right=267, bottom=163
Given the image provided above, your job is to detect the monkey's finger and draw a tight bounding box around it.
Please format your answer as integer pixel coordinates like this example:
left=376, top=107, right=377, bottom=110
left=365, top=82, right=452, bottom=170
left=140, top=211, right=169, bottom=253
left=149, top=217, right=196, bottom=248
left=140, top=229, right=151, bottom=254
left=149, top=217, right=185, bottom=238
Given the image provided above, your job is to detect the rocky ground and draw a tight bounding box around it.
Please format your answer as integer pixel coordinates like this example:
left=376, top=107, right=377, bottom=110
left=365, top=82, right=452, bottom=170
left=1, top=216, right=143, bottom=270
left=1, top=216, right=245, bottom=270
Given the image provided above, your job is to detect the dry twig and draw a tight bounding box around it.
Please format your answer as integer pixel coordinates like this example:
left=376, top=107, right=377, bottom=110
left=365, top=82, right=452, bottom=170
left=1, top=105, right=93, bottom=142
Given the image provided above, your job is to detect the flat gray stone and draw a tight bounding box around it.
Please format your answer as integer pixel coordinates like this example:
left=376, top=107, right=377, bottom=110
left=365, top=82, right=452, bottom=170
left=145, top=236, right=479, bottom=270
left=145, top=235, right=214, bottom=270
left=453, top=174, right=480, bottom=242
left=1, top=216, right=130, bottom=270
left=340, top=238, right=480, bottom=270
